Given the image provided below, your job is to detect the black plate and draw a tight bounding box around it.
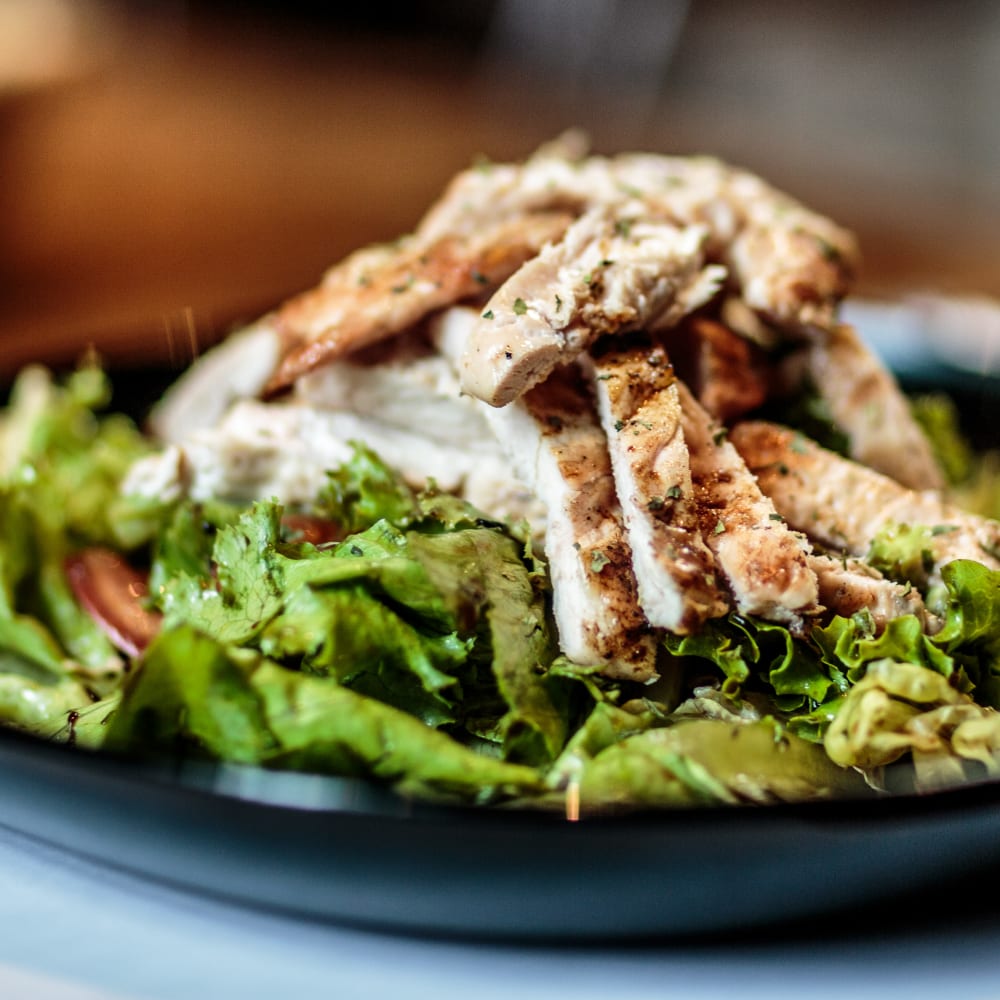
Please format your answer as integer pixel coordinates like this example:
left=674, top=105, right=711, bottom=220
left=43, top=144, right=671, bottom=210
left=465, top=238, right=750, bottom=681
left=3, top=723, right=1000, bottom=941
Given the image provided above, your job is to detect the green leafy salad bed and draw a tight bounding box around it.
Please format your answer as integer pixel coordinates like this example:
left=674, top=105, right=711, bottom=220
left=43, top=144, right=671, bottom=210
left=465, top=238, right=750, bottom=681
left=3, top=362, right=1000, bottom=812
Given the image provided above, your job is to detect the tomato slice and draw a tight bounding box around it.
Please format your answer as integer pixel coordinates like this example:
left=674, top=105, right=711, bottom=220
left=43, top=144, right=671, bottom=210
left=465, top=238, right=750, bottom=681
left=280, top=514, right=344, bottom=546
left=64, top=548, right=163, bottom=658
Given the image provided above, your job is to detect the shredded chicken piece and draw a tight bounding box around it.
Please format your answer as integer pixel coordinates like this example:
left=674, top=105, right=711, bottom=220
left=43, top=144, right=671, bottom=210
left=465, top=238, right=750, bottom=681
left=460, top=206, right=725, bottom=406
left=585, top=337, right=730, bottom=633
left=253, top=135, right=855, bottom=399
left=677, top=382, right=818, bottom=630
left=127, top=399, right=491, bottom=506
left=730, top=421, right=1000, bottom=573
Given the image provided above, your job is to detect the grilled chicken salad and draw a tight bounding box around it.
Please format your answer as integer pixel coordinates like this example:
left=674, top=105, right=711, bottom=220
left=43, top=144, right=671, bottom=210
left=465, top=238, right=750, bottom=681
left=4, top=132, right=1000, bottom=811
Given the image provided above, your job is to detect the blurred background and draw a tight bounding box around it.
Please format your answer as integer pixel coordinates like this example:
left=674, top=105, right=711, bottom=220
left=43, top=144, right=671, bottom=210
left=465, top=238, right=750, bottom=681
left=1, top=0, right=998, bottom=376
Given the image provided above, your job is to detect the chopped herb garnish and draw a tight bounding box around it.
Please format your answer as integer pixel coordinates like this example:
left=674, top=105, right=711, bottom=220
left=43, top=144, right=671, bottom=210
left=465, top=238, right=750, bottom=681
left=513, top=298, right=528, bottom=315
left=554, top=294, right=563, bottom=311
left=712, top=428, right=728, bottom=445
left=816, top=236, right=841, bottom=262
left=647, top=497, right=665, bottom=512
left=667, top=485, right=683, bottom=499
left=590, top=550, right=611, bottom=573
left=471, top=269, right=489, bottom=285
left=768, top=513, right=784, bottom=522
left=482, top=309, right=494, bottom=320
left=613, top=218, right=633, bottom=237
left=614, top=420, right=625, bottom=432
left=713, top=519, right=726, bottom=535
left=582, top=273, right=593, bottom=285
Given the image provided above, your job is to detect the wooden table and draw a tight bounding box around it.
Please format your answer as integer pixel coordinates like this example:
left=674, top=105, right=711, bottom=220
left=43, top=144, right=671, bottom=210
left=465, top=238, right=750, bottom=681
left=2, top=4, right=997, bottom=377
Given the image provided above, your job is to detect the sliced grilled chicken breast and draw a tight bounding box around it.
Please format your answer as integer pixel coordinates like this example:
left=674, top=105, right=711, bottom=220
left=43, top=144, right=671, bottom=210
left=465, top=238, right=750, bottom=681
left=264, top=211, right=572, bottom=393
left=586, top=338, right=730, bottom=633
left=806, top=324, right=944, bottom=490
left=666, top=315, right=770, bottom=423
left=418, top=145, right=858, bottom=334
left=806, top=552, right=931, bottom=633
left=460, top=206, right=724, bottom=406
left=730, top=421, right=1000, bottom=574
left=677, top=382, right=818, bottom=630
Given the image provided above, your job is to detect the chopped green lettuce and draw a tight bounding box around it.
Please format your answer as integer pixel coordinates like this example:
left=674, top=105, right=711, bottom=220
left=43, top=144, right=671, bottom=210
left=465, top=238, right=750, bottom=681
left=824, top=657, right=1000, bottom=791
left=574, top=719, right=870, bottom=809
left=104, top=625, right=543, bottom=802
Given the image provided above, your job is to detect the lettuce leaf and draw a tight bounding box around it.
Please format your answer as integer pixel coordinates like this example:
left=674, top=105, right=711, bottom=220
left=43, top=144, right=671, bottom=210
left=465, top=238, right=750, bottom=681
left=0, top=366, right=149, bottom=737
left=105, top=625, right=543, bottom=802
left=314, top=442, right=419, bottom=534
left=824, top=657, right=1000, bottom=791
left=664, top=615, right=846, bottom=712
left=148, top=475, right=572, bottom=766
left=575, top=719, right=870, bottom=810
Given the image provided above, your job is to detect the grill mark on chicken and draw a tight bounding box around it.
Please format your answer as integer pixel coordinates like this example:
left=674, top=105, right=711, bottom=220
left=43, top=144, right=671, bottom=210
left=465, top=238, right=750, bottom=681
left=806, top=552, right=931, bottom=634
left=730, top=421, right=1000, bottom=573
left=677, top=382, right=818, bottom=630
left=586, top=337, right=730, bottom=634
left=432, top=307, right=656, bottom=681
left=804, top=324, right=944, bottom=490
left=264, top=211, right=572, bottom=394
left=460, top=207, right=725, bottom=407
left=522, top=370, right=658, bottom=681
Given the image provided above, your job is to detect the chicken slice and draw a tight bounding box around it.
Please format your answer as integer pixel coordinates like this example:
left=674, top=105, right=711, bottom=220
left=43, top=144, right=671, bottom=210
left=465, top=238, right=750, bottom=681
left=666, top=315, right=770, bottom=423
left=125, top=399, right=496, bottom=506
left=148, top=319, right=282, bottom=444
left=804, top=324, right=944, bottom=490
left=677, top=382, right=818, bottom=630
left=585, top=337, right=730, bottom=633
left=126, top=337, right=544, bottom=532
left=263, top=211, right=572, bottom=393
left=433, top=307, right=656, bottom=681
left=729, top=421, right=1000, bottom=574
left=292, top=338, right=489, bottom=452
left=806, top=553, right=931, bottom=634
left=460, top=206, right=725, bottom=406
left=418, top=146, right=858, bottom=335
